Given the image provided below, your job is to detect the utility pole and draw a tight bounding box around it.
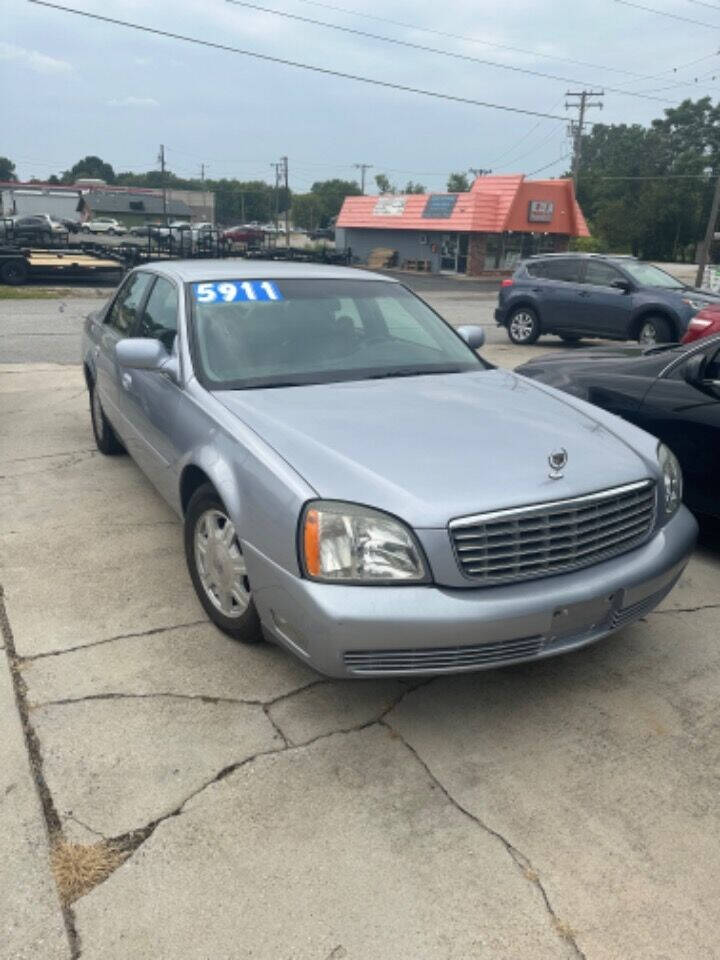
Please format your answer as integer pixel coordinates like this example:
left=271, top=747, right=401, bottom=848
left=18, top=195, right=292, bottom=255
left=158, top=144, right=168, bottom=225
left=695, top=171, right=720, bottom=288
left=200, top=163, right=205, bottom=183
left=282, top=155, right=290, bottom=247
left=270, top=161, right=282, bottom=242
left=565, top=91, right=603, bottom=189
left=353, top=162, right=373, bottom=195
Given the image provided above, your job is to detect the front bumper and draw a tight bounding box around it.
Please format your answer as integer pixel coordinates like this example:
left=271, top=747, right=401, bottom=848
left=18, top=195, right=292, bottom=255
left=247, top=506, right=697, bottom=678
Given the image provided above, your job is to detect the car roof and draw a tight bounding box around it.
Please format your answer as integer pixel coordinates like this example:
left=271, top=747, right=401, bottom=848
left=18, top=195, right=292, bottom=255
left=526, top=253, right=637, bottom=260
left=138, top=260, right=397, bottom=283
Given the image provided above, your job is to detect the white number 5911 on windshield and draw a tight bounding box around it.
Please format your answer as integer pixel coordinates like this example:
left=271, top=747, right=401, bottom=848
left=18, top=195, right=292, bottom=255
left=193, top=281, right=284, bottom=303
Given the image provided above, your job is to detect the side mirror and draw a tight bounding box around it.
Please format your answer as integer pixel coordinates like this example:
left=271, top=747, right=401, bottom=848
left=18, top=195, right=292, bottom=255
left=683, top=353, right=705, bottom=387
left=116, top=338, right=179, bottom=382
left=457, top=324, right=486, bottom=349
left=611, top=279, right=633, bottom=293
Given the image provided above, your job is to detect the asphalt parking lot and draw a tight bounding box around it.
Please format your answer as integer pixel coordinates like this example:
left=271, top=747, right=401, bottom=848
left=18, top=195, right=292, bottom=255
left=2, top=281, right=720, bottom=959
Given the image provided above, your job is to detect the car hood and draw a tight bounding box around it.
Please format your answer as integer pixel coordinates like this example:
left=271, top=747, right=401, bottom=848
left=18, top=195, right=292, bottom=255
left=216, top=370, right=652, bottom=528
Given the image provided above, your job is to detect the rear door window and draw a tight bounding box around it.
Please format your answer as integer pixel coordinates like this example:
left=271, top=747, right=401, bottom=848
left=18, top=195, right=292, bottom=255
left=525, top=261, right=547, bottom=278
left=542, top=259, right=583, bottom=283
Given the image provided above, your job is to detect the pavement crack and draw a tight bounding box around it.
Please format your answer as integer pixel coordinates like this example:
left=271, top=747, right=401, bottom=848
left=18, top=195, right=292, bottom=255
left=380, top=717, right=586, bottom=960
left=32, top=692, right=266, bottom=709
left=2, top=447, right=96, bottom=466
left=0, top=586, right=81, bottom=959
left=21, top=619, right=209, bottom=661
left=64, top=813, right=108, bottom=841
left=653, top=602, right=720, bottom=615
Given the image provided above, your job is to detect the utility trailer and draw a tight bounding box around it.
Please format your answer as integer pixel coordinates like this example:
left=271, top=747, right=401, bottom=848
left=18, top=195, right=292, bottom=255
left=0, top=244, right=125, bottom=285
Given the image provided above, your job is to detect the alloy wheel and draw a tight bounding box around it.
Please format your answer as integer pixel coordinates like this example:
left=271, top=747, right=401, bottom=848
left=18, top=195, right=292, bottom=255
left=638, top=322, right=657, bottom=346
left=193, top=509, right=250, bottom=618
left=510, top=311, right=535, bottom=342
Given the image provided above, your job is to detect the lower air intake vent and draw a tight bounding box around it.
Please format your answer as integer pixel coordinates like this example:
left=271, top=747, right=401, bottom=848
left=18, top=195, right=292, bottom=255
left=344, top=636, right=543, bottom=674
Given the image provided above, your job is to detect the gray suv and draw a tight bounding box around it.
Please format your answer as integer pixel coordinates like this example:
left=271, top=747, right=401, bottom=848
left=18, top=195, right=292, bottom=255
left=495, top=253, right=720, bottom=346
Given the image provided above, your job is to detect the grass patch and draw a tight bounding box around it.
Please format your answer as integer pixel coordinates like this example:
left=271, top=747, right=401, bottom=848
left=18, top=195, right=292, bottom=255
left=0, top=286, right=67, bottom=300
left=51, top=839, right=127, bottom=904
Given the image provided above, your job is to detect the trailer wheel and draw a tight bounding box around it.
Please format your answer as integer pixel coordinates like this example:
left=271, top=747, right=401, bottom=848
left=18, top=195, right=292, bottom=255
left=0, top=258, right=29, bottom=285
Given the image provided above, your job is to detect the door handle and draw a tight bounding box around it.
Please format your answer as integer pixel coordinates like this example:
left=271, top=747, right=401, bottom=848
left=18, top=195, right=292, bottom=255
left=121, top=372, right=133, bottom=391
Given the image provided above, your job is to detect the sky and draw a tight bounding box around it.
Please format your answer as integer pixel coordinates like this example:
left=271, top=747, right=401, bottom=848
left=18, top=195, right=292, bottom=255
left=2, top=0, right=719, bottom=192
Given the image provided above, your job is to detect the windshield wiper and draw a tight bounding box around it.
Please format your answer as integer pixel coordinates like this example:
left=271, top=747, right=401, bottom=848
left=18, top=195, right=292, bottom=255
left=367, top=366, right=465, bottom=380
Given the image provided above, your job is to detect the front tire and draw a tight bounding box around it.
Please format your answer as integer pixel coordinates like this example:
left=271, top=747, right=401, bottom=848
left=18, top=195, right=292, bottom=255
left=0, top=258, right=29, bottom=285
left=184, top=484, right=263, bottom=643
left=507, top=306, right=540, bottom=345
left=89, top=381, right=124, bottom=455
left=637, top=315, right=672, bottom=346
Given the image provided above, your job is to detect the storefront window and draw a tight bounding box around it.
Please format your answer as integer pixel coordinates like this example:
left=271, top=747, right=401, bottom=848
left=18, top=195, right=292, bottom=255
left=484, top=232, right=559, bottom=270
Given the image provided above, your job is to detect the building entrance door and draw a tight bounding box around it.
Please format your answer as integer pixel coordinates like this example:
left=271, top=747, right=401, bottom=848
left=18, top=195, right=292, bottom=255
left=440, top=233, right=469, bottom=273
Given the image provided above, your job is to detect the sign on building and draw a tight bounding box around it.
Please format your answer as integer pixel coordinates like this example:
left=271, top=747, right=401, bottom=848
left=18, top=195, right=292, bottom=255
left=373, top=196, right=407, bottom=216
left=528, top=200, right=555, bottom=223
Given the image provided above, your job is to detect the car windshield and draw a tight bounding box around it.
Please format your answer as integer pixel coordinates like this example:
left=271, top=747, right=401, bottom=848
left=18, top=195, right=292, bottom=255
left=189, top=278, right=486, bottom=389
left=617, top=261, right=685, bottom=289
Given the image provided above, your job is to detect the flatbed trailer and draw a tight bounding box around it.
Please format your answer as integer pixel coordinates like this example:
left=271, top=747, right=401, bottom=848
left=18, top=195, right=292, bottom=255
left=0, top=245, right=125, bottom=285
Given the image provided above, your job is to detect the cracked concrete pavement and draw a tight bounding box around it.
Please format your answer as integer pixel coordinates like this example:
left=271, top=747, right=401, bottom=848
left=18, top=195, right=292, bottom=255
left=1, top=292, right=720, bottom=959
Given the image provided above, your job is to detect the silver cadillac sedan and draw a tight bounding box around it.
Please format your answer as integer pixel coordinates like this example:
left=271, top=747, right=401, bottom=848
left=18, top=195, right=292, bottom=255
left=82, top=261, right=697, bottom=677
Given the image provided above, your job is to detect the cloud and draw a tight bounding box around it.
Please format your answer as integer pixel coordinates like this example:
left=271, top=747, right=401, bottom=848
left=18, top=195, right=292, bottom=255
left=107, top=96, right=160, bottom=108
left=0, top=41, right=72, bottom=74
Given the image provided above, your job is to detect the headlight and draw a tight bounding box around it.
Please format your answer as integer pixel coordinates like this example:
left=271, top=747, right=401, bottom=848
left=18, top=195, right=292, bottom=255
left=657, top=443, right=682, bottom=516
left=300, top=501, right=428, bottom=583
left=683, top=297, right=709, bottom=311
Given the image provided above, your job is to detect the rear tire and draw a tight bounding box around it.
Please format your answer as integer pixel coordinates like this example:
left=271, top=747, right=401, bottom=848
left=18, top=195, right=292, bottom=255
left=89, top=381, right=124, bottom=455
left=637, top=315, right=672, bottom=346
left=184, top=484, right=263, bottom=643
left=507, top=306, right=540, bottom=345
left=0, top=258, right=29, bottom=285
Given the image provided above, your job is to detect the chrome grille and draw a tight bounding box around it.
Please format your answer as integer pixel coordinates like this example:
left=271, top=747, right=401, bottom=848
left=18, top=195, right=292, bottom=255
left=344, top=636, right=543, bottom=674
left=450, top=480, right=656, bottom=585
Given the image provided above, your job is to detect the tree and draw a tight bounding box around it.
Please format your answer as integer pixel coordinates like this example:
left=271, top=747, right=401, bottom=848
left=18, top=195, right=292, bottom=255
left=62, top=155, right=116, bottom=184
left=575, top=98, right=720, bottom=261
left=309, top=179, right=361, bottom=226
left=0, top=157, right=17, bottom=181
left=404, top=181, right=426, bottom=194
left=447, top=171, right=470, bottom=192
left=291, top=193, right=323, bottom=231
left=374, top=173, right=396, bottom=194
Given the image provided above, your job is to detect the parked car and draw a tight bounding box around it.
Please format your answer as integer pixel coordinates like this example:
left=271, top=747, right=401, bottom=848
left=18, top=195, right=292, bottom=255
left=0, top=214, right=66, bottom=245
left=495, top=254, right=720, bottom=347
left=81, top=218, right=127, bottom=235
left=309, top=227, right=335, bottom=241
left=222, top=224, right=264, bottom=243
left=682, top=304, right=720, bottom=344
left=57, top=217, right=81, bottom=234
left=128, top=224, right=157, bottom=238
left=81, top=261, right=696, bottom=676
left=516, top=335, right=720, bottom=518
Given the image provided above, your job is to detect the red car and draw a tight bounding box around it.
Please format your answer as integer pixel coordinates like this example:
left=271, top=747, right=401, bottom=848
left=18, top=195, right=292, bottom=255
left=682, top=304, right=720, bottom=343
left=222, top=225, right=264, bottom=243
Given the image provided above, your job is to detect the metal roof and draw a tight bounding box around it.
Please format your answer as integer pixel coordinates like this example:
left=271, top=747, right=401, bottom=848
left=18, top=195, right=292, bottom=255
left=337, top=175, right=590, bottom=237
left=141, top=260, right=395, bottom=282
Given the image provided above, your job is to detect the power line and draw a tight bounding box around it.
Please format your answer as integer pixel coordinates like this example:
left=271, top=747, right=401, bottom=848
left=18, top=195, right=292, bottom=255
left=614, top=0, right=720, bottom=29
left=527, top=155, right=571, bottom=177
left=27, top=0, right=577, bottom=123
left=226, top=0, right=675, bottom=103
left=290, top=0, right=651, bottom=78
